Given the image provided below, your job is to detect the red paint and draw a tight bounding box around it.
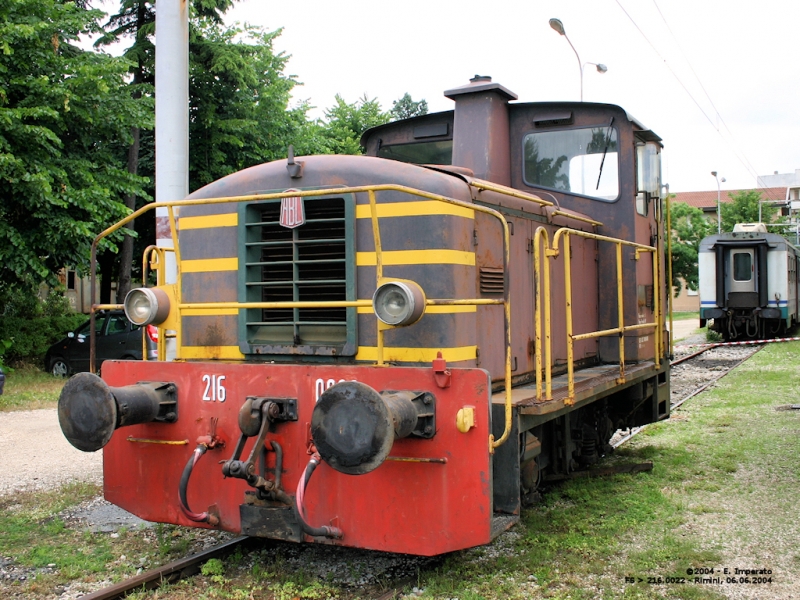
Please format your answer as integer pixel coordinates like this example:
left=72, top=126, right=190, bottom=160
left=102, top=361, right=493, bottom=556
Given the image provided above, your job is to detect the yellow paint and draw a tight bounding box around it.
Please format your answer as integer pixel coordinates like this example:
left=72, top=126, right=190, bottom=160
left=179, top=213, right=238, bottom=229
left=456, top=406, right=476, bottom=433
left=181, top=257, right=238, bottom=273
left=356, top=305, right=476, bottom=314
left=126, top=437, right=188, bottom=445
left=180, top=345, right=245, bottom=360
left=355, top=201, right=475, bottom=220
left=355, top=345, right=476, bottom=363
left=356, top=250, right=475, bottom=266
left=182, top=308, right=239, bottom=316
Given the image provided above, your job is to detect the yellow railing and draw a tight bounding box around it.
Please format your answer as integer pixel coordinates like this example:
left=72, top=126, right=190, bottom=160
left=532, top=226, right=662, bottom=405
left=89, top=184, right=514, bottom=452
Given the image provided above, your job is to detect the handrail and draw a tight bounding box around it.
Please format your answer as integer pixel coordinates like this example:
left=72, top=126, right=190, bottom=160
left=552, top=227, right=662, bottom=405
left=88, top=184, right=514, bottom=453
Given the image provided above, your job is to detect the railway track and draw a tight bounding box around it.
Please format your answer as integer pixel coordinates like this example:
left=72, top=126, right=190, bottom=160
left=80, top=342, right=767, bottom=599
left=611, top=341, right=763, bottom=449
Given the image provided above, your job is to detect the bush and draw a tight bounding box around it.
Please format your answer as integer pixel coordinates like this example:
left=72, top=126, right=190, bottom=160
left=0, top=289, right=85, bottom=367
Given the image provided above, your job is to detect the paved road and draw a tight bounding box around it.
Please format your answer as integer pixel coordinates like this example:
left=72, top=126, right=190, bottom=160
left=668, top=317, right=702, bottom=343
left=0, top=408, right=102, bottom=496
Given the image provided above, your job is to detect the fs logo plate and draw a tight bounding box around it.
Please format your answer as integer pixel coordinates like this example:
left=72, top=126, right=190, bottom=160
left=279, top=190, right=305, bottom=229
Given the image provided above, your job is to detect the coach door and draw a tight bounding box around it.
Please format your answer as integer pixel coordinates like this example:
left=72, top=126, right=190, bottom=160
left=726, top=249, right=757, bottom=309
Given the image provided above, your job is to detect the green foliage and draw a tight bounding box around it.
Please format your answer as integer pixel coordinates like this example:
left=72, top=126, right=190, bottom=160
left=319, top=94, right=391, bottom=155
left=0, top=0, right=154, bottom=293
left=390, top=92, right=428, bottom=121
left=669, top=199, right=715, bottom=295
left=0, top=290, right=84, bottom=366
left=188, top=21, right=312, bottom=191
left=720, top=189, right=784, bottom=233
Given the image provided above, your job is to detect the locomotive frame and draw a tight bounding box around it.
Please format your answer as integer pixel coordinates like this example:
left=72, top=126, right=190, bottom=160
left=59, top=76, right=671, bottom=556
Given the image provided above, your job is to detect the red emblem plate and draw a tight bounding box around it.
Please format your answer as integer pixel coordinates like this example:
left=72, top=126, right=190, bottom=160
left=279, top=189, right=305, bottom=229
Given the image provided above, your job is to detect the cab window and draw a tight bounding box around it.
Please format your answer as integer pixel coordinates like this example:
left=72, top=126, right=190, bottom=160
left=523, top=126, right=619, bottom=201
left=377, top=141, right=453, bottom=165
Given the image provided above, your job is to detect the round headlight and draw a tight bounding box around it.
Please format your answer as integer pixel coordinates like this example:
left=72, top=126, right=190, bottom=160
left=372, top=281, right=425, bottom=326
left=124, top=288, right=170, bottom=326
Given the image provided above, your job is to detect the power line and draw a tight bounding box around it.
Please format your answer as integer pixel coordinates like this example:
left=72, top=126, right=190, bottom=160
left=614, top=0, right=781, bottom=200
left=649, top=0, right=779, bottom=200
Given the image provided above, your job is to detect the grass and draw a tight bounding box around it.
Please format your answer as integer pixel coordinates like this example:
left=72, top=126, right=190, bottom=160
left=0, top=482, right=237, bottom=599
left=671, top=311, right=699, bottom=321
left=0, top=364, right=65, bottom=412
left=5, top=342, right=800, bottom=598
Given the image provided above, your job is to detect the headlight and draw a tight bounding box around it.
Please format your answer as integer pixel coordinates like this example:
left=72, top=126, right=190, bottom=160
left=372, top=281, right=425, bottom=326
left=124, top=287, right=170, bottom=326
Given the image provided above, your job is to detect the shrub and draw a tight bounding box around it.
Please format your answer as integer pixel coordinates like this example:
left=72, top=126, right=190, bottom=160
left=0, top=289, right=85, bottom=367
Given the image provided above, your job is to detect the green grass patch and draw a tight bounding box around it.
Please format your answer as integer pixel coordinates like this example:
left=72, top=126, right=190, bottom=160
left=0, top=365, right=64, bottom=412
left=672, top=311, right=699, bottom=321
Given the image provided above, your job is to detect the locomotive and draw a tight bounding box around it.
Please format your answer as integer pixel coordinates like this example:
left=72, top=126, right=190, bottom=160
left=58, top=76, right=670, bottom=556
left=699, top=223, right=800, bottom=340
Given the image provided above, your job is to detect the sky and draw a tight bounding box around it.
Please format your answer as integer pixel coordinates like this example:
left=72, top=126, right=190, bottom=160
left=219, top=0, right=799, bottom=194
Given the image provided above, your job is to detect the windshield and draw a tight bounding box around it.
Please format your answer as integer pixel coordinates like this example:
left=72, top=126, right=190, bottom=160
left=522, top=126, right=619, bottom=201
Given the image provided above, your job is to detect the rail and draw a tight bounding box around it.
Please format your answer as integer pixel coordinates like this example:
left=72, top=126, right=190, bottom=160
left=88, top=184, right=514, bottom=452
left=533, top=227, right=661, bottom=404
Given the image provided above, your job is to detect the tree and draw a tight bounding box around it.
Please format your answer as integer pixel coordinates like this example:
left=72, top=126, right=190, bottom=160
left=0, top=0, right=152, bottom=296
left=669, top=200, right=715, bottom=295
left=188, top=21, right=311, bottom=190
left=320, top=94, right=391, bottom=155
left=390, top=93, right=428, bottom=121
left=98, top=0, right=239, bottom=299
left=720, top=189, right=784, bottom=233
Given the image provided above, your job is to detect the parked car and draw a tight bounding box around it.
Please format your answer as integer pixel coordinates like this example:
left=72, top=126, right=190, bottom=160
left=0, top=367, right=5, bottom=395
left=45, top=311, right=158, bottom=377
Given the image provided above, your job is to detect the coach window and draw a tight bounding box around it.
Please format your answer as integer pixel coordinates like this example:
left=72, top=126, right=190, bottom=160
left=732, top=252, right=752, bottom=281
left=523, top=126, right=619, bottom=200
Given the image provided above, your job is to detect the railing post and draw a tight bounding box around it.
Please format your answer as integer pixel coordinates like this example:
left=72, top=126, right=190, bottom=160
left=564, top=232, right=575, bottom=404
left=616, top=243, right=625, bottom=381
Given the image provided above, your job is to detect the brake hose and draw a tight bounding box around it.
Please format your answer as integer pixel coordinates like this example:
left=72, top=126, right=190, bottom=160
left=293, top=453, right=343, bottom=539
left=179, top=444, right=219, bottom=525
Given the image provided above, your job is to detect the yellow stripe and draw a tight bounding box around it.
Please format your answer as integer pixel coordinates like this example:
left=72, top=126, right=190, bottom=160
left=179, top=213, right=238, bottom=229
left=180, top=346, right=245, bottom=360
left=357, top=305, right=476, bottom=314
left=182, top=308, right=239, bottom=316
left=178, top=345, right=475, bottom=363
left=181, top=258, right=238, bottom=273
left=357, top=250, right=475, bottom=266
left=355, top=201, right=474, bottom=220
left=355, top=345, right=477, bottom=362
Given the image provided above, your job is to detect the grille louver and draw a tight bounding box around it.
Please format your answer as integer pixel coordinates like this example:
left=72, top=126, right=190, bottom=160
left=244, top=197, right=352, bottom=349
left=480, top=267, right=504, bottom=295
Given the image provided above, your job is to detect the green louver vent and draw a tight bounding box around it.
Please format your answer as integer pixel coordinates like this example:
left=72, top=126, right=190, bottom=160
left=242, top=196, right=356, bottom=354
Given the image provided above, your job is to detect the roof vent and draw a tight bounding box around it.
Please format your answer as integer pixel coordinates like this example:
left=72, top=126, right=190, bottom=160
left=732, top=223, right=768, bottom=233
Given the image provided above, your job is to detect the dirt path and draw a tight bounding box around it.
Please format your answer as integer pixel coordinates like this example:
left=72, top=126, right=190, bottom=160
left=0, top=409, right=102, bottom=496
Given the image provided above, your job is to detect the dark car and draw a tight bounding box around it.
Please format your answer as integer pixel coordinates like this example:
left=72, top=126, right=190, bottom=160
left=0, top=367, right=5, bottom=395
left=45, top=311, right=158, bottom=377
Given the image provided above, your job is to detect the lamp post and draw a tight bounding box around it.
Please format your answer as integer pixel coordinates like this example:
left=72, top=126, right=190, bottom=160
left=711, top=171, right=726, bottom=234
left=549, top=18, right=607, bottom=101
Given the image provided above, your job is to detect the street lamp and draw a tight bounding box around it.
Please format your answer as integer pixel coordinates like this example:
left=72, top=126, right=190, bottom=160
left=549, top=18, right=607, bottom=101
left=711, top=171, right=726, bottom=234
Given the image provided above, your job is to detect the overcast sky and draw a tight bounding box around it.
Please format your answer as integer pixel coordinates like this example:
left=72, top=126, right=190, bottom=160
left=220, top=0, right=799, bottom=194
